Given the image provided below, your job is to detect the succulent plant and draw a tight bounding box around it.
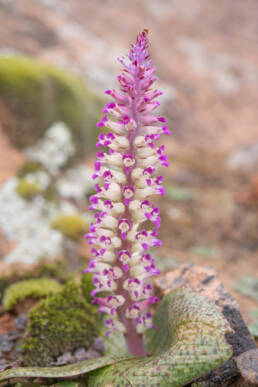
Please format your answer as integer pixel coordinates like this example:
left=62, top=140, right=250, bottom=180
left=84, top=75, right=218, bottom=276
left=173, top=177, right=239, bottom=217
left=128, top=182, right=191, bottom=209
left=0, top=31, right=232, bottom=386
left=0, top=289, right=232, bottom=385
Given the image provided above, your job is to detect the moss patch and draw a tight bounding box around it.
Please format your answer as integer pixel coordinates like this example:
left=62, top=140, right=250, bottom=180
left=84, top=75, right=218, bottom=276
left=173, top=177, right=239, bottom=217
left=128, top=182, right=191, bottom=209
left=22, top=280, right=98, bottom=366
left=81, top=273, right=95, bottom=304
left=51, top=214, right=88, bottom=241
left=3, top=277, right=62, bottom=311
left=34, top=260, right=73, bottom=283
left=16, top=178, right=43, bottom=199
left=0, top=276, right=12, bottom=305
left=0, top=260, right=72, bottom=305
left=0, top=56, right=102, bottom=157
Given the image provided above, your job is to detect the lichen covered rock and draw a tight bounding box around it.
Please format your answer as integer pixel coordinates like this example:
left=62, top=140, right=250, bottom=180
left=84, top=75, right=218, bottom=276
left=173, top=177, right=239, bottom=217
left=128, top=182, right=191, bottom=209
left=22, top=280, right=98, bottom=366
left=3, top=277, right=62, bottom=311
left=235, top=349, right=258, bottom=386
left=0, top=56, right=101, bottom=157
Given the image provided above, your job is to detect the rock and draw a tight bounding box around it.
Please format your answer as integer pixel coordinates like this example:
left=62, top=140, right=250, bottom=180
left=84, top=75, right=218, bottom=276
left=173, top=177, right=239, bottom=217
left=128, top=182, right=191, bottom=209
left=92, top=337, right=105, bottom=353
left=237, top=174, right=258, bottom=206
left=0, top=312, right=15, bottom=334
left=227, top=143, right=258, bottom=172
left=154, top=263, right=256, bottom=386
left=14, top=314, right=28, bottom=331
left=52, top=351, right=73, bottom=366
left=0, top=56, right=101, bottom=157
left=0, top=322, right=26, bottom=365
left=235, top=349, right=258, bottom=385
left=74, top=347, right=99, bottom=362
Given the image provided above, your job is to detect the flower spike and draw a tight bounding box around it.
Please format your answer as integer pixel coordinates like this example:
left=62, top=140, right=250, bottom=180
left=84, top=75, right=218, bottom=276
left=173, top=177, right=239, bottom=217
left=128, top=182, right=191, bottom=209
left=85, top=30, right=169, bottom=356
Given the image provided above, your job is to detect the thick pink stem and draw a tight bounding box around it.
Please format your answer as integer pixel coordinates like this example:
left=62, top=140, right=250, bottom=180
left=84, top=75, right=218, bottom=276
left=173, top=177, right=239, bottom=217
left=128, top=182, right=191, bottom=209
left=124, top=329, right=146, bottom=356
left=116, top=285, right=146, bottom=356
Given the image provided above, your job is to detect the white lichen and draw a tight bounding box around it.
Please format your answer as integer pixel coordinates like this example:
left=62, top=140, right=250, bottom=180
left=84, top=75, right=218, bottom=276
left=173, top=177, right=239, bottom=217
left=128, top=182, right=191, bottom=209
left=56, top=165, right=94, bottom=200
left=0, top=178, right=63, bottom=264
left=23, top=171, right=51, bottom=189
left=24, top=122, right=75, bottom=176
left=0, top=122, right=96, bottom=264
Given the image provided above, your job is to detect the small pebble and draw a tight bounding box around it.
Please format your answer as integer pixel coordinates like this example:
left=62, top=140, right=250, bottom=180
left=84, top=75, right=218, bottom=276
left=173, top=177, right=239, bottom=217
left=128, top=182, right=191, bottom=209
left=15, top=314, right=28, bottom=331
left=92, top=337, right=105, bottom=353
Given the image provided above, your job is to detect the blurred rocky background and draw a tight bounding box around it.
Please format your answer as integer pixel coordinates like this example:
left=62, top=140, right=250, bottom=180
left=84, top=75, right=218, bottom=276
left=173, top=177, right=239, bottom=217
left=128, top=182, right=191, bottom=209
left=0, top=0, right=257, bottom=366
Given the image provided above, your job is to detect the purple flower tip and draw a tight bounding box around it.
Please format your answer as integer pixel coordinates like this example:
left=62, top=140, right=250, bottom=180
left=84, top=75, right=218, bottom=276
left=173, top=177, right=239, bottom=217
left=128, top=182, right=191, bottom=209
left=158, top=116, right=166, bottom=122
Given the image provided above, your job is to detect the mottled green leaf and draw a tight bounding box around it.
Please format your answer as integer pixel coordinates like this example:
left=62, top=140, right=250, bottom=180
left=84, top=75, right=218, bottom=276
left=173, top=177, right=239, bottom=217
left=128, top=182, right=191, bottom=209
left=88, top=289, right=232, bottom=386
left=0, top=355, right=133, bottom=383
left=0, top=289, right=232, bottom=387
left=102, top=329, right=128, bottom=357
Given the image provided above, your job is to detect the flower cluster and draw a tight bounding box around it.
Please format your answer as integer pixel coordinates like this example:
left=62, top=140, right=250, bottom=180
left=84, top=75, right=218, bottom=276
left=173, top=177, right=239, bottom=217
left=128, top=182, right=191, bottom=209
left=85, top=30, right=170, bottom=356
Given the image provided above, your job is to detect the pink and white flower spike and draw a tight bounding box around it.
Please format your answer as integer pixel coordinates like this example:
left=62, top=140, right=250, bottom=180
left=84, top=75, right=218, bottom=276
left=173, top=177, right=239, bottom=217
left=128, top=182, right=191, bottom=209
left=85, top=30, right=170, bottom=356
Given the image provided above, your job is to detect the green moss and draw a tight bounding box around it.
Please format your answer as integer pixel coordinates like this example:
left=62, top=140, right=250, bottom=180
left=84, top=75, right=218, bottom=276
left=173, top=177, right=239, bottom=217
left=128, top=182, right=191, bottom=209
left=22, top=280, right=98, bottom=366
left=0, top=276, right=12, bottom=305
left=51, top=214, right=88, bottom=240
left=0, top=260, right=72, bottom=305
left=3, top=277, right=62, bottom=311
left=16, top=178, right=43, bottom=199
left=0, top=56, right=102, bottom=156
left=81, top=273, right=95, bottom=303
left=35, top=260, right=72, bottom=283
left=17, top=160, right=46, bottom=178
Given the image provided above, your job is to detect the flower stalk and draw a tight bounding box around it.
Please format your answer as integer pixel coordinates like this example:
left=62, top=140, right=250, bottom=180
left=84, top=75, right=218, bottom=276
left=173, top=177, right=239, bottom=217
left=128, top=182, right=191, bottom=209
left=85, top=30, right=170, bottom=356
